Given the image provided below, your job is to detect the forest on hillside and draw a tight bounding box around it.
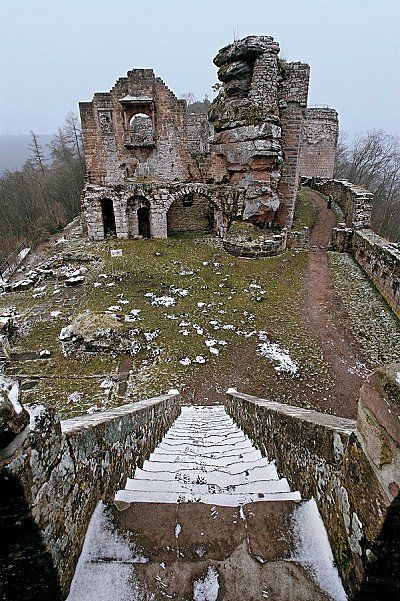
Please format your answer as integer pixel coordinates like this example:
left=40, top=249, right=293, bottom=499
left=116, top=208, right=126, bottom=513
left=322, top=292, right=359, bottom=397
left=0, top=114, right=85, bottom=265
left=334, top=130, right=400, bottom=243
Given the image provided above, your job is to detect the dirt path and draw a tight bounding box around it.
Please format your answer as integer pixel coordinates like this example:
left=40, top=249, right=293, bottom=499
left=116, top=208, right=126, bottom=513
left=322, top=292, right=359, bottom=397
left=304, top=188, right=365, bottom=418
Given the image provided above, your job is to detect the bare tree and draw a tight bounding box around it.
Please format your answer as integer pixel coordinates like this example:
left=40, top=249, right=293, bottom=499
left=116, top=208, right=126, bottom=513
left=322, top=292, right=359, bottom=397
left=334, top=130, right=400, bottom=242
left=0, top=117, right=86, bottom=262
left=28, top=131, right=47, bottom=174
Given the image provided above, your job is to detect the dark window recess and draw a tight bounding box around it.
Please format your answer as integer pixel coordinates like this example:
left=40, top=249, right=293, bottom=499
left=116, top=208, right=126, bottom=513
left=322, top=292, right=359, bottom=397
left=100, top=199, right=117, bottom=237
left=183, top=193, right=194, bottom=207
left=138, top=206, right=151, bottom=238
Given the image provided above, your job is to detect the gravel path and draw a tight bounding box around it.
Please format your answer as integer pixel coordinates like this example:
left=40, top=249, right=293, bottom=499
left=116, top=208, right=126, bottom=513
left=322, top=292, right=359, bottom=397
left=304, top=188, right=365, bottom=418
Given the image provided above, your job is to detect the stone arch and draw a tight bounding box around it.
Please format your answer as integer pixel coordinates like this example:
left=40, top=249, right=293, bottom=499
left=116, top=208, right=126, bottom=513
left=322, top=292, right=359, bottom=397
left=127, top=195, right=152, bottom=238
left=129, top=113, right=154, bottom=147
left=166, top=186, right=215, bottom=236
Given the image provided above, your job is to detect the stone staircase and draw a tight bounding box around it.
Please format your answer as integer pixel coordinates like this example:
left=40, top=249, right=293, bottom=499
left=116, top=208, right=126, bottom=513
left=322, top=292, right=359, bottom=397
left=115, top=405, right=300, bottom=507
left=68, top=405, right=347, bottom=601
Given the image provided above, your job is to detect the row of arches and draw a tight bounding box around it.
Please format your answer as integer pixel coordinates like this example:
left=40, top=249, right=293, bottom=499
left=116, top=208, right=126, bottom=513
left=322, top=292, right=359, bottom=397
left=100, top=191, right=214, bottom=240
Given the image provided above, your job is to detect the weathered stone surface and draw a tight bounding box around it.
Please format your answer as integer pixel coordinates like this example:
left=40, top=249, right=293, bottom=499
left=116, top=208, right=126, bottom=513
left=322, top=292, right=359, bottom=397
left=59, top=310, right=140, bottom=355
left=226, top=369, right=400, bottom=599
left=353, top=229, right=400, bottom=319
left=0, top=389, right=181, bottom=598
left=298, top=108, right=339, bottom=179
left=311, top=178, right=373, bottom=230
left=209, top=35, right=310, bottom=231
left=0, top=376, right=29, bottom=448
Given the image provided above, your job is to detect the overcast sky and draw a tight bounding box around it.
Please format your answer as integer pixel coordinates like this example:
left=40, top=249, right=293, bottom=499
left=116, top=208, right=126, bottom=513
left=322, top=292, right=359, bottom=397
left=0, top=0, right=399, bottom=140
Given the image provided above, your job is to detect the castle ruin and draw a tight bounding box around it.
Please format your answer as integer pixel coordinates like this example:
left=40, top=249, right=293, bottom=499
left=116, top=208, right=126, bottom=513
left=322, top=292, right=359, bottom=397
left=79, top=35, right=338, bottom=247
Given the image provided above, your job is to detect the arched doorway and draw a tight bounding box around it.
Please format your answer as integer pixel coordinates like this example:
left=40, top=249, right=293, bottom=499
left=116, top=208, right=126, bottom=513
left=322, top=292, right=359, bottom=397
left=100, top=198, right=116, bottom=238
left=138, top=206, right=151, bottom=238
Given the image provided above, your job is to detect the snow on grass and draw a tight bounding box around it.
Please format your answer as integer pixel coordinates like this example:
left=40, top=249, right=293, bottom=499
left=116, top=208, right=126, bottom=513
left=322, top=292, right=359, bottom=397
left=291, top=499, right=347, bottom=601
left=170, top=287, right=189, bottom=297
left=144, top=330, right=159, bottom=342
left=257, top=332, right=298, bottom=375
left=67, top=391, right=83, bottom=404
left=193, top=566, right=220, bottom=601
left=145, top=293, right=176, bottom=307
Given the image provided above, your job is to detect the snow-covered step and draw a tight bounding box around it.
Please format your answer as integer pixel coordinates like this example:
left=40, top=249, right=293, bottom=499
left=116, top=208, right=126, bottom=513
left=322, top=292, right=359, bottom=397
left=141, top=455, right=270, bottom=473
left=133, top=464, right=280, bottom=485
left=115, top=489, right=301, bottom=507
left=124, top=477, right=291, bottom=495
left=148, top=448, right=263, bottom=465
left=114, top=405, right=300, bottom=507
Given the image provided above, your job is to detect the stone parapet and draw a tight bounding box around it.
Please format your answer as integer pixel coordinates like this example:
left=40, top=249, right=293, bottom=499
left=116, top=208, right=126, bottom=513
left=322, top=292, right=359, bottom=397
left=353, top=229, right=400, bottom=318
left=226, top=366, right=400, bottom=599
left=310, top=178, right=373, bottom=229
left=0, top=389, right=181, bottom=598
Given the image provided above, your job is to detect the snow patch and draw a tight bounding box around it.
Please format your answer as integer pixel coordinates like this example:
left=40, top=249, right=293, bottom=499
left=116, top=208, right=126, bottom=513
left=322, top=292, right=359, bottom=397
left=257, top=332, right=298, bottom=375
left=145, top=293, right=176, bottom=307
left=193, top=566, right=219, bottom=601
left=291, top=499, right=347, bottom=601
left=0, top=376, right=22, bottom=413
left=67, top=502, right=148, bottom=601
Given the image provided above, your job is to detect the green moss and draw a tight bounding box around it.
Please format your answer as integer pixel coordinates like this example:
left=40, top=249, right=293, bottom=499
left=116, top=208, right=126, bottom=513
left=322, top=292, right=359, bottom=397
left=292, top=188, right=319, bottom=231
left=6, top=233, right=339, bottom=418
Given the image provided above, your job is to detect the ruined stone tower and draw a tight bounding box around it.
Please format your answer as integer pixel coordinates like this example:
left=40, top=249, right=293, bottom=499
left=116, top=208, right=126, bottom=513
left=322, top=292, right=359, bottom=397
left=298, top=107, right=339, bottom=179
left=78, top=35, right=338, bottom=249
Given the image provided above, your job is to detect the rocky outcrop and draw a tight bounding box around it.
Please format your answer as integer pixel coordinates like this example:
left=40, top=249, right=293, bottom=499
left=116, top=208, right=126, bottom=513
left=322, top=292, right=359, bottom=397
left=209, top=36, right=309, bottom=230
left=59, top=311, right=141, bottom=355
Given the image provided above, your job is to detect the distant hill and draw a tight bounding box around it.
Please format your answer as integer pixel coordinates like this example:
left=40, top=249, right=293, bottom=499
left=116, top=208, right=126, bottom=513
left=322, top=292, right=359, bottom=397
left=0, top=134, right=53, bottom=175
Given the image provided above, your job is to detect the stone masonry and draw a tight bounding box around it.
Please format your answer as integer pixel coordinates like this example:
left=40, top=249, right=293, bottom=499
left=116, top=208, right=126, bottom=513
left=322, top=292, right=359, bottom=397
left=226, top=362, right=400, bottom=599
left=0, top=386, right=180, bottom=599
left=79, top=35, right=340, bottom=254
left=298, top=107, right=339, bottom=179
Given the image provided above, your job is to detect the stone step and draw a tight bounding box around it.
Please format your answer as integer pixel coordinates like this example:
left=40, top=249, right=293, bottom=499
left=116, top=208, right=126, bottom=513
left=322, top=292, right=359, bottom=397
left=149, top=449, right=260, bottom=467
left=124, top=476, right=290, bottom=495
left=115, top=488, right=301, bottom=507
left=133, top=464, right=280, bottom=485
left=141, top=455, right=271, bottom=474
left=156, top=440, right=254, bottom=455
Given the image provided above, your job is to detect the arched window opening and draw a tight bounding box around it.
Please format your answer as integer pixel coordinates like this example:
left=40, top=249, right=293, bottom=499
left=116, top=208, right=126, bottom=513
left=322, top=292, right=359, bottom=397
left=130, top=113, right=154, bottom=147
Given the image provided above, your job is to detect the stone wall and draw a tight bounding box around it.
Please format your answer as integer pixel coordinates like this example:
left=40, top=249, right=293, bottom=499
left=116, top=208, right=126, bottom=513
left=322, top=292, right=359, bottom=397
left=226, top=363, right=400, bottom=599
left=79, top=69, right=194, bottom=186
left=311, top=178, right=373, bottom=229
left=309, top=179, right=399, bottom=318
left=82, top=181, right=244, bottom=241
left=209, top=36, right=309, bottom=231
left=298, top=108, right=339, bottom=179
left=353, top=229, right=400, bottom=318
left=0, top=388, right=181, bottom=599
left=167, top=193, right=213, bottom=235
left=186, top=113, right=213, bottom=158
